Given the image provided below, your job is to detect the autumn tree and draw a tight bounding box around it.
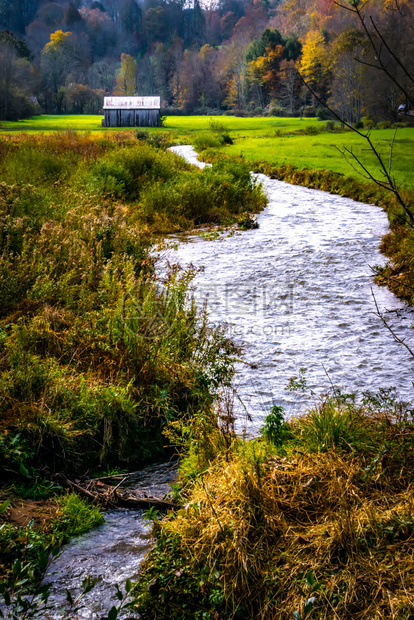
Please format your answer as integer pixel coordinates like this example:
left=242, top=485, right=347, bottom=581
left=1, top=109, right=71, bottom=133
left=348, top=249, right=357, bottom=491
left=248, top=45, right=284, bottom=104
left=330, top=29, right=366, bottom=124
left=40, top=30, right=79, bottom=111
left=114, top=53, right=137, bottom=95
left=278, top=58, right=301, bottom=114
left=299, top=29, right=331, bottom=104
left=222, top=38, right=249, bottom=111
left=88, top=59, right=117, bottom=93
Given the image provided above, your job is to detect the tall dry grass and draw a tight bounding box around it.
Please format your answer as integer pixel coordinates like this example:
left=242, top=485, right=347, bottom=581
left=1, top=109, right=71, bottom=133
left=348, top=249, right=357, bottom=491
left=135, top=396, right=414, bottom=620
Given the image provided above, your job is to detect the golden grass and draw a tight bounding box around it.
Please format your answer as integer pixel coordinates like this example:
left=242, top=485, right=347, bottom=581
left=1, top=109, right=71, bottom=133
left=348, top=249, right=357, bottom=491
left=136, top=403, right=414, bottom=619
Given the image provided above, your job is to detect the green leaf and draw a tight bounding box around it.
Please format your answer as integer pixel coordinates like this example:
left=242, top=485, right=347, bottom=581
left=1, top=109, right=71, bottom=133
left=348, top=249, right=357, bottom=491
left=66, top=589, right=73, bottom=604
left=108, top=606, right=118, bottom=620
left=51, top=545, right=61, bottom=557
left=304, top=596, right=316, bottom=615
left=125, top=578, right=132, bottom=593
left=13, top=559, right=22, bottom=575
left=0, top=500, right=10, bottom=514
left=19, top=462, right=31, bottom=478
left=38, top=551, right=49, bottom=570
left=305, top=570, right=315, bottom=587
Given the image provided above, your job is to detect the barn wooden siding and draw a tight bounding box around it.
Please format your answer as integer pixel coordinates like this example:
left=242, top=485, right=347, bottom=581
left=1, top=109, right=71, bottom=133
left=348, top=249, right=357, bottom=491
left=103, top=108, right=160, bottom=127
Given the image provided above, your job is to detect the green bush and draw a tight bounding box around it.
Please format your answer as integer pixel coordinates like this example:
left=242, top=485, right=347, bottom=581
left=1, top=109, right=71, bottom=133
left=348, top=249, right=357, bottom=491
left=0, top=134, right=257, bottom=480
left=208, top=119, right=229, bottom=134
left=83, top=143, right=181, bottom=200
left=192, top=133, right=223, bottom=151
left=261, top=404, right=289, bottom=446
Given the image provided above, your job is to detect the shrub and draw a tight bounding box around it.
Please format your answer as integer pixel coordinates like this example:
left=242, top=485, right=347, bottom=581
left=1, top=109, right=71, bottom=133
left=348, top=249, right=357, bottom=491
left=82, top=143, right=182, bottom=199
left=221, top=133, right=233, bottom=144
left=361, top=115, right=374, bottom=128
left=135, top=389, right=414, bottom=620
left=0, top=134, right=247, bottom=478
left=316, top=106, right=333, bottom=121
left=192, top=133, right=223, bottom=151
left=266, top=104, right=286, bottom=117
left=208, top=119, right=228, bottom=134
left=135, top=130, right=150, bottom=141
left=52, top=493, right=104, bottom=540
left=261, top=404, right=289, bottom=446
left=140, top=158, right=266, bottom=229
left=302, top=125, right=321, bottom=136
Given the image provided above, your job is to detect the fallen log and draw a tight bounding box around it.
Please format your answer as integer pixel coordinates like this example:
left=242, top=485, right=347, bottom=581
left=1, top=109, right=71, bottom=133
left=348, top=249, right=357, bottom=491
left=56, top=474, right=117, bottom=508
left=116, top=491, right=178, bottom=510
left=55, top=474, right=178, bottom=511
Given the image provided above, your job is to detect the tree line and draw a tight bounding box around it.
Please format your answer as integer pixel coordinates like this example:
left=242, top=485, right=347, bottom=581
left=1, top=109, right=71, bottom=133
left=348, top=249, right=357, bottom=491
left=0, top=0, right=413, bottom=121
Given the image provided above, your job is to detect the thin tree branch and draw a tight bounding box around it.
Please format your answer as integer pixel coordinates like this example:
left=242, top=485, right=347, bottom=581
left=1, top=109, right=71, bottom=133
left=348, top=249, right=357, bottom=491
left=371, top=288, right=414, bottom=358
left=335, top=0, right=414, bottom=108
left=299, top=75, right=414, bottom=228
left=370, top=17, right=414, bottom=91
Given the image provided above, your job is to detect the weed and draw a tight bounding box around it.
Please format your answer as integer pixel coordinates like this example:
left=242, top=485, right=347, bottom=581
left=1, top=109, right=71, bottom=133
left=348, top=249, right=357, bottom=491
left=261, top=404, right=289, bottom=447
left=192, top=132, right=223, bottom=151
left=52, top=493, right=104, bottom=540
left=238, top=211, right=258, bottom=229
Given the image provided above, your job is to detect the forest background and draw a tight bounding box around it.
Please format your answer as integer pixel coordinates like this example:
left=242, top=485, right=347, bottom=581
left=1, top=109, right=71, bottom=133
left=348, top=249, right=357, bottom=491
left=0, top=0, right=413, bottom=123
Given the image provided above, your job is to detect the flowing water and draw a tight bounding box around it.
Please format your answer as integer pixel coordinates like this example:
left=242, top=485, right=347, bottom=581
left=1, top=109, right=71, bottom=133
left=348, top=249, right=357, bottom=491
left=42, top=462, right=177, bottom=619
left=41, top=146, right=413, bottom=616
left=169, top=145, right=414, bottom=433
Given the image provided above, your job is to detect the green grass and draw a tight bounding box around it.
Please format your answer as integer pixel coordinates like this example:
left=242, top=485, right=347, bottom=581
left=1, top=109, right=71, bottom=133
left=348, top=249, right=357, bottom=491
left=224, top=127, right=414, bottom=189
left=0, top=114, right=105, bottom=133
left=0, top=114, right=318, bottom=135
left=2, top=114, right=413, bottom=188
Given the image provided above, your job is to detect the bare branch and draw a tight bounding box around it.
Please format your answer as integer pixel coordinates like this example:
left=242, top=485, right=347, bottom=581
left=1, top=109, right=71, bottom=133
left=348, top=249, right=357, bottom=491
left=341, top=145, right=391, bottom=187
left=336, top=0, right=414, bottom=108
left=299, top=74, right=414, bottom=228
left=371, top=288, right=414, bottom=358
left=336, top=146, right=373, bottom=181
left=370, top=16, right=414, bottom=93
left=388, top=129, right=397, bottom=177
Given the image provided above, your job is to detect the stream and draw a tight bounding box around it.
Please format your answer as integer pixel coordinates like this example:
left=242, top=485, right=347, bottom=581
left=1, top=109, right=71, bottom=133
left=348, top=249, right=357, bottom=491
left=42, top=462, right=178, bottom=619
left=169, top=145, right=414, bottom=433
left=43, top=145, right=413, bottom=617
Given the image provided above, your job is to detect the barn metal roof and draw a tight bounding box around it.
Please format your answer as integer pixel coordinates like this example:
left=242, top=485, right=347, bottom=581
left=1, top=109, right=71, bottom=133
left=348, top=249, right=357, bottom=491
left=103, top=96, right=160, bottom=110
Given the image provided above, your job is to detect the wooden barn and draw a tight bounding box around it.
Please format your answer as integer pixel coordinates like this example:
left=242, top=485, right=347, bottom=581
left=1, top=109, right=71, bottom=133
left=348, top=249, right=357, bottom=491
left=102, top=96, right=161, bottom=127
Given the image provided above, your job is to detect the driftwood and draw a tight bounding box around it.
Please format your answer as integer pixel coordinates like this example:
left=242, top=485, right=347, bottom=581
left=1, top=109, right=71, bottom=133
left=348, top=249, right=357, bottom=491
left=116, top=490, right=178, bottom=510
left=56, top=473, right=178, bottom=510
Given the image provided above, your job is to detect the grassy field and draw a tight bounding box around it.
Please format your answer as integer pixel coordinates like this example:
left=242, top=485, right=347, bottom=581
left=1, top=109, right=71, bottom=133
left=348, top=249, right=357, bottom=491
left=225, top=128, right=414, bottom=187
left=2, top=114, right=413, bottom=188
left=0, top=114, right=317, bottom=134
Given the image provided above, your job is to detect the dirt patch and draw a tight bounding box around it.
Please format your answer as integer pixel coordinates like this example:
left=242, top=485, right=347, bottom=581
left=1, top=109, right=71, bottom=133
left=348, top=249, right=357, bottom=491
left=6, top=499, right=59, bottom=531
